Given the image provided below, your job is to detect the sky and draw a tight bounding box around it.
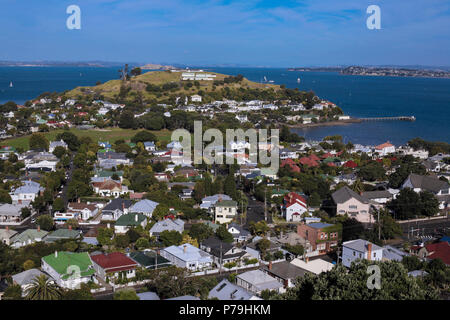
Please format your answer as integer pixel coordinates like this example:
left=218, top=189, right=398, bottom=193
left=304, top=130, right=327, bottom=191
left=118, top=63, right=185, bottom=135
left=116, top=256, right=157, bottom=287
left=0, top=0, right=449, bottom=67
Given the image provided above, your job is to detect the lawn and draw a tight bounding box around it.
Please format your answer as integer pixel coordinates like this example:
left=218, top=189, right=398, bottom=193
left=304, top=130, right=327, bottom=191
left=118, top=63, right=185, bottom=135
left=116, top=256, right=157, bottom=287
left=1, top=128, right=173, bottom=151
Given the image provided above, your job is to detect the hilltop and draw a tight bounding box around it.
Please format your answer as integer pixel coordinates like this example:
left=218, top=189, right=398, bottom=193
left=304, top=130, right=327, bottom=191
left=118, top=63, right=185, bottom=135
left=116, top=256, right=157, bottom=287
left=65, top=70, right=281, bottom=102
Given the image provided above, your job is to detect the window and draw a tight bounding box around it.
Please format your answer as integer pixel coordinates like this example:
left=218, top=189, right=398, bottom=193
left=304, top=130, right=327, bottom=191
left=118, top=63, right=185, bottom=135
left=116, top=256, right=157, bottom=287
left=349, top=205, right=357, bottom=209
left=361, top=210, right=367, bottom=214
left=373, top=253, right=376, bottom=258
left=353, top=251, right=355, bottom=256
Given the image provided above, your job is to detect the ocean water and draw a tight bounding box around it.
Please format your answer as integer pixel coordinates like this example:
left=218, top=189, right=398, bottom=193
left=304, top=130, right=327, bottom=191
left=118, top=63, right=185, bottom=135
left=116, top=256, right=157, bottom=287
left=0, top=66, right=449, bottom=145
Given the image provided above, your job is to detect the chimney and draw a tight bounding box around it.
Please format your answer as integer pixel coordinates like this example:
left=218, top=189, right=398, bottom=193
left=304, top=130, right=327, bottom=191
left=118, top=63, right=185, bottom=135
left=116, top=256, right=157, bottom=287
left=107, top=223, right=110, bottom=229
left=55, top=251, right=58, bottom=258
left=68, top=225, right=72, bottom=230
left=77, top=198, right=81, bottom=203
left=305, top=257, right=309, bottom=263
left=367, top=243, right=372, bottom=260
left=268, top=261, right=272, bottom=270
left=29, top=177, right=31, bottom=182
left=37, top=225, right=40, bottom=232
left=135, top=214, right=138, bottom=222
left=218, top=195, right=222, bottom=202
left=5, top=226, right=8, bottom=231
left=183, top=245, right=187, bottom=253
left=122, top=202, right=125, bottom=211
left=18, top=199, right=22, bottom=204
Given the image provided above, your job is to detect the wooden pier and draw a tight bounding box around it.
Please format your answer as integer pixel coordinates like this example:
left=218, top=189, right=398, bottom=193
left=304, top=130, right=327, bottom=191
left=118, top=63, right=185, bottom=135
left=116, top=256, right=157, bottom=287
left=358, top=116, right=416, bottom=121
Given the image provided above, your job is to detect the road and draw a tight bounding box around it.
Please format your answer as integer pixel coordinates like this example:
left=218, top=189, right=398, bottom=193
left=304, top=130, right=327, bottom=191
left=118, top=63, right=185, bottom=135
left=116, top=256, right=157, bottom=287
left=245, top=193, right=273, bottom=227
left=61, top=154, right=75, bottom=210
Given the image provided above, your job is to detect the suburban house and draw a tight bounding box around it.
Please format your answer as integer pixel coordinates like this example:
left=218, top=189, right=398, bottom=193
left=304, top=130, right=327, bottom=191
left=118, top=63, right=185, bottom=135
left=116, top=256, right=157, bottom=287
left=191, top=94, right=202, bottom=102
left=200, top=237, right=250, bottom=267
left=342, top=239, right=384, bottom=268
left=12, top=269, right=50, bottom=296
left=49, top=140, right=68, bottom=153
left=97, top=151, right=131, bottom=169
left=332, top=186, right=373, bottom=223
left=290, top=258, right=334, bottom=275
left=245, top=237, right=283, bottom=260
left=10, top=228, right=48, bottom=248
left=282, top=192, right=308, bottom=222
left=410, top=241, right=450, bottom=265
left=149, top=218, right=184, bottom=237
left=297, top=222, right=340, bottom=256
left=44, top=228, right=81, bottom=243
left=92, top=180, right=131, bottom=198
left=213, top=200, right=238, bottom=224
left=0, top=203, right=29, bottom=224
left=66, top=202, right=99, bottom=221
left=129, top=199, right=159, bottom=218
left=10, top=180, right=43, bottom=204
left=101, top=199, right=133, bottom=221
left=160, top=243, right=213, bottom=271
left=361, top=190, right=393, bottom=204
left=129, top=250, right=172, bottom=270
left=0, top=227, right=18, bottom=245
left=208, top=279, right=261, bottom=300
left=200, top=194, right=232, bottom=211
left=401, top=173, right=449, bottom=210
left=144, top=141, right=156, bottom=152
left=90, top=252, right=138, bottom=282
left=227, top=223, right=251, bottom=243
left=374, top=142, right=396, bottom=156
left=41, top=251, right=95, bottom=289
left=235, top=269, right=284, bottom=295
left=261, top=261, right=308, bottom=288
left=114, top=213, right=147, bottom=234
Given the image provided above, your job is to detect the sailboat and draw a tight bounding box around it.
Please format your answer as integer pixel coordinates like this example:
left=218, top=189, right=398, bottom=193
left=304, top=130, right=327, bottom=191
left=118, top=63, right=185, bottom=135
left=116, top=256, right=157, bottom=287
left=263, top=76, right=267, bottom=82
left=9, top=81, right=13, bottom=88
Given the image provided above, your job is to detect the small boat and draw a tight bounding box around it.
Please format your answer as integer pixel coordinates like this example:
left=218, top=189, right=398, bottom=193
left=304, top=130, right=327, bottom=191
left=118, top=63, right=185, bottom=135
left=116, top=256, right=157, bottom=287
left=297, top=77, right=301, bottom=83
left=268, top=80, right=274, bottom=83
left=263, top=76, right=267, bottom=82
left=9, top=81, right=13, bottom=88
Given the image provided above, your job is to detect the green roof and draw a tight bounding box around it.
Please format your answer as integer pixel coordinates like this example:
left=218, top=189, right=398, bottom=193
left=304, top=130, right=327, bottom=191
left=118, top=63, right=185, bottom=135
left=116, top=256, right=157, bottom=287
left=271, top=189, right=289, bottom=196
left=115, top=213, right=146, bottom=227
left=42, top=252, right=95, bottom=280
left=126, top=142, right=136, bottom=148
left=129, top=251, right=171, bottom=269
left=203, top=221, right=220, bottom=231
left=215, top=200, right=237, bottom=207
left=11, top=229, right=48, bottom=243
left=45, top=229, right=81, bottom=242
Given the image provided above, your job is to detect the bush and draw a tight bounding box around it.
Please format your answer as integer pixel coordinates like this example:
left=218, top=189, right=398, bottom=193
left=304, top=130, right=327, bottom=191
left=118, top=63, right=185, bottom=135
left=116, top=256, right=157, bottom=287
left=223, top=262, right=237, bottom=269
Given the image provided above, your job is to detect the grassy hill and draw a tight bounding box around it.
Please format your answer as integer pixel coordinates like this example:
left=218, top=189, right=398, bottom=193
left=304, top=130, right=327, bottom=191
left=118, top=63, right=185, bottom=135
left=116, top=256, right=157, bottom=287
left=2, top=128, right=172, bottom=151
left=65, top=70, right=281, bottom=101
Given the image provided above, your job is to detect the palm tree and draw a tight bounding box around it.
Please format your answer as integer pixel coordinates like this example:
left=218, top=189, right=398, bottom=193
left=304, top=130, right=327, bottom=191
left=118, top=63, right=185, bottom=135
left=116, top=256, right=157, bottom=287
left=25, top=275, right=62, bottom=300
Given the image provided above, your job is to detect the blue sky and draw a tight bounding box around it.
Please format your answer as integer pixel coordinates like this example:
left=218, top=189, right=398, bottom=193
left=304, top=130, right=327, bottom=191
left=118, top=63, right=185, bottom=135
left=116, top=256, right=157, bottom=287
left=0, top=0, right=449, bottom=67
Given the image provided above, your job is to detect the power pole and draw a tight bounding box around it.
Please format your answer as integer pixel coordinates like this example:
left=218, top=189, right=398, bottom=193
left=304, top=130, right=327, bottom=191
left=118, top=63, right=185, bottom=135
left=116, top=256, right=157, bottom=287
left=378, top=210, right=381, bottom=241
left=219, top=243, right=223, bottom=275
left=264, top=187, right=267, bottom=222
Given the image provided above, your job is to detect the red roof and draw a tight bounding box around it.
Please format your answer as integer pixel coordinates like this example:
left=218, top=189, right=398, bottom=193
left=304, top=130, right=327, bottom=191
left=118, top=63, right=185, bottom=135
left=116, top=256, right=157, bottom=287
left=91, top=252, right=138, bottom=272
left=299, top=157, right=319, bottom=167
left=375, top=142, right=394, bottom=150
left=281, top=159, right=301, bottom=173
left=343, top=160, right=358, bottom=168
left=309, top=154, right=320, bottom=162
left=284, top=192, right=307, bottom=209
left=321, top=152, right=332, bottom=159
left=425, top=242, right=450, bottom=265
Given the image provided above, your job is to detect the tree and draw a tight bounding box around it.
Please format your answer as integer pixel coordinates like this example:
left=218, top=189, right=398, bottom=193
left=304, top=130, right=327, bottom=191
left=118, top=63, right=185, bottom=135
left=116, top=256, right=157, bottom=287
left=256, top=238, right=271, bottom=253
left=273, top=260, right=439, bottom=300
left=152, top=204, right=170, bottom=220
left=29, top=133, right=49, bottom=151
left=0, top=190, right=12, bottom=204
left=131, top=130, right=157, bottom=144
left=52, top=146, right=66, bottom=159
left=419, top=191, right=439, bottom=217
left=284, top=244, right=304, bottom=257
left=181, top=234, right=199, bottom=247
left=159, top=230, right=183, bottom=247
left=113, top=288, right=139, bottom=300
left=113, top=234, right=130, bottom=248
left=223, top=174, right=237, bottom=200
left=388, top=188, right=439, bottom=220
left=189, top=223, right=214, bottom=242
left=97, top=227, right=114, bottom=246
left=56, top=132, right=80, bottom=151
left=20, top=207, right=32, bottom=219
left=3, top=284, right=22, bottom=300
left=36, top=215, right=54, bottom=231
left=401, top=256, right=423, bottom=272
left=65, top=218, right=79, bottom=230
left=130, top=67, right=142, bottom=77
left=61, top=283, right=94, bottom=300
left=135, top=237, right=150, bottom=250
left=25, top=275, right=62, bottom=300
left=23, top=259, right=35, bottom=270
left=357, top=162, right=386, bottom=181
left=126, top=228, right=141, bottom=243
left=52, top=198, right=65, bottom=213
left=119, top=111, right=136, bottom=129
left=215, top=224, right=234, bottom=243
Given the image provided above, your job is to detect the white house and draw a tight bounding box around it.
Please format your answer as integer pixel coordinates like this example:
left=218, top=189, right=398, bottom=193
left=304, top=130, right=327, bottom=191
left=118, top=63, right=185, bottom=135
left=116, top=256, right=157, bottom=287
left=49, top=140, right=68, bottom=153
left=10, top=180, right=43, bottom=204
left=374, top=142, right=396, bottom=156
left=191, top=94, right=202, bottom=102
left=160, top=243, right=212, bottom=271
left=342, top=239, right=383, bottom=268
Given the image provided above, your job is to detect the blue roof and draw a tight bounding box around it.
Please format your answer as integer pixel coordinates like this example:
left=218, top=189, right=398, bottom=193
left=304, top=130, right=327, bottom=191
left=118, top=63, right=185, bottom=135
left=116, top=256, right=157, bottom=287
left=308, top=222, right=333, bottom=229
left=440, top=236, right=450, bottom=244
left=137, top=291, right=160, bottom=300
left=162, top=243, right=212, bottom=263
left=129, top=199, right=159, bottom=214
